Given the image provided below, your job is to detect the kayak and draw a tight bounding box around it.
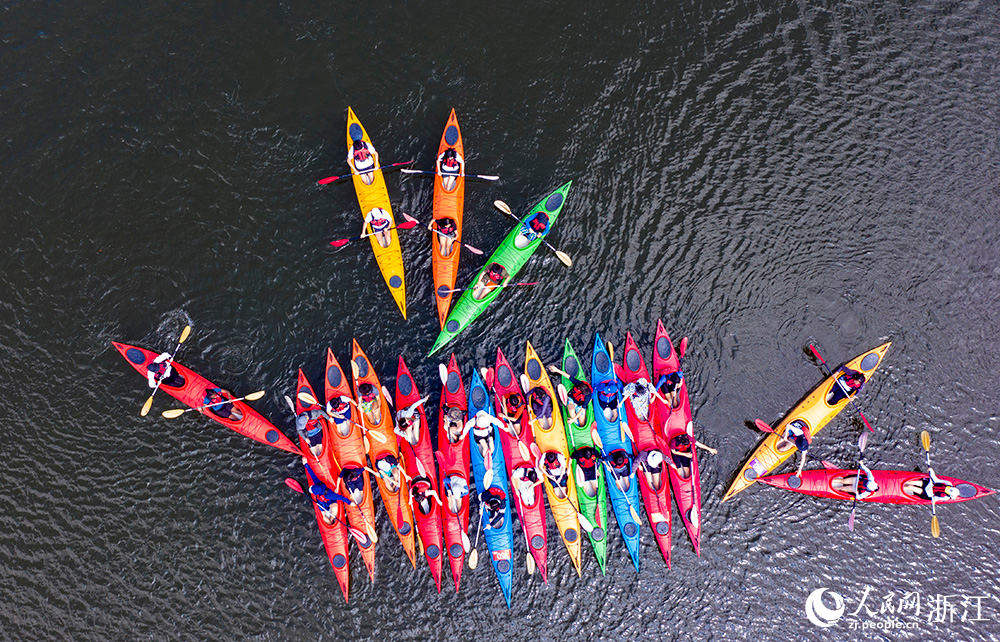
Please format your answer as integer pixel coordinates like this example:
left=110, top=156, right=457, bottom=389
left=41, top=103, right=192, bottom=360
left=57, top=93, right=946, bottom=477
left=350, top=339, right=416, bottom=566
left=759, top=469, right=994, bottom=505
left=346, top=107, right=407, bottom=319
left=431, top=109, right=466, bottom=328
left=428, top=181, right=572, bottom=355
left=112, top=342, right=299, bottom=455
left=435, top=353, right=471, bottom=592
left=591, top=332, right=642, bottom=572
left=295, top=370, right=351, bottom=602
left=558, top=339, right=610, bottom=574
left=488, top=347, right=549, bottom=582
left=395, top=356, right=444, bottom=591
left=467, top=368, right=515, bottom=608
left=523, top=341, right=582, bottom=574
left=650, top=321, right=702, bottom=556
left=323, top=348, right=377, bottom=581
left=723, top=341, right=892, bottom=502
left=618, top=331, right=673, bottom=567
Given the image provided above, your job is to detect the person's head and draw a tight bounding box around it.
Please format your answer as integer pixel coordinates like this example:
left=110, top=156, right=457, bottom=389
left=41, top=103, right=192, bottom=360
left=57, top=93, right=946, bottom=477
left=444, top=148, right=456, bottom=160
left=506, top=394, right=523, bottom=411
left=611, top=450, right=627, bottom=465
left=330, top=397, right=348, bottom=412
left=475, top=411, right=492, bottom=429
left=569, top=385, right=588, bottom=405
left=488, top=263, right=504, bottom=280
left=359, top=383, right=377, bottom=401
left=439, top=218, right=455, bottom=233
left=545, top=452, right=559, bottom=467
left=942, top=484, right=961, bottom=500
left=377, top=458, right=393, bottom=472
left=353, top=139, right=366, bottom=151
left=529, top=212, right=549, bottom=233
left=487, top=495, right=502, bottom=510
left=673, top=434, right=692, bottom=451
left=446, top=405, right=463, bottom=421
left=647, top=450, right=664, bottom=468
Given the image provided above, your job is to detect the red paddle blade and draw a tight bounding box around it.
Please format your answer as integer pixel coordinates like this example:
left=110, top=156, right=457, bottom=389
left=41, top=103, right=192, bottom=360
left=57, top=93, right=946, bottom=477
left=317, top=176, right=340, bottom=185
left=755, top=419, right=775, bottom=434
left=847, top=510, right=856, bottom=531
left=679, top=336, right=688, bottom=358
left=330, top=238, right=351, bottom=247
left=808, top=344, right=827, bottom=365
left=397, top=220, right=419, bottom=230
left=285, top=478, right=305, bottom=493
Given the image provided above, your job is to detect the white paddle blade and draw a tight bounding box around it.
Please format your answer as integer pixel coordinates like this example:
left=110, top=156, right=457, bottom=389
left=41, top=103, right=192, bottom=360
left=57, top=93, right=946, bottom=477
left=468, top=548, right=479, bottom=569
left=483, top=468, right=494, bottom=487
left=297, top=391, right=319, bottom=406
left=461, top=529, right=471, bottom=552
left=554, top=250, right=573, bottom=268
left=577, top=511, right=595, bottom=533
left=519, top=374, right=530, bottom=395
left=526, top=552, right=536, bottom=576
left=161, top=408, right=186, bottom=419
left=244, top=390, right=266, bottom=401
left=439, top=363, right=449, bottom=386
left=518, top=441, right=531, bottom=461
left=493, top=200, right=513, bottom=216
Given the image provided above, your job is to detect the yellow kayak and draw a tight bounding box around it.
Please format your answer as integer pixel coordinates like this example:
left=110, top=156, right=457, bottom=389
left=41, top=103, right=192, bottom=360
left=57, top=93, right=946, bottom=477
left=722, top=341, right=891, bottom=502
left=345, top=107, right=406, bottom=318
left=523, top=341, right=582, bottom=574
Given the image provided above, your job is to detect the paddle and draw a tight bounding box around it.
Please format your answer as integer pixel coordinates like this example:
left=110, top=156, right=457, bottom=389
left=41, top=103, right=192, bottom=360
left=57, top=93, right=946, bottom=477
left=468, top=503, right=484, bottom=569
left=493, top=200, right=572, bottom=267
left=161, top=390, right=265, bottom=418
left=754, top=419, right=831, bottom=468
left=808, top=345, right=874, bottom=433
left=317, top=160, right=414, bottom=185
left=297, top=391, right=387, bottom=444
left=283, top=478, right=370, bottom=543
left=401, top=168, right=500, bottom=181
left=921, top=430, right=941, bottom=538
left=847, top=432, right=868, bottom=532
left=400, top=213, right=484, bottom=255
left=437, top=281, right=539, bottom=296
left=329, top=220, right=419, bottom=247
left=140, top=325, right=192, bottom=416
left=589, top=428, right=642, bottom=523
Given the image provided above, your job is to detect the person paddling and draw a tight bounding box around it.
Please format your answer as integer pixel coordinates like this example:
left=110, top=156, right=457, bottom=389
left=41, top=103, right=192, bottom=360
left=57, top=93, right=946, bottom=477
left=443, top=474, right=469, bottom=513
left=340, top=467, right=366, bottom=506
left=595, top=379, right=622, bottom=422
left=655, top=371, right=683, bottom=409
left=146, top=352, right=185, bottom=389
left=606, top=449, right=632, bottom=492
left=364, top=207, right=393, bottom=248
left=304, top=461, right=350, bottom=525
left=374, top=454, right=401, bottom=492
left=435, top=217, right=458, bottom=256
left=411, top=477, right=439, bottom=516
left=438, top=148, right=463, bottom=191
left=516, top=211, right=550, bottom=248
left=325, top=396, right=354, bottom=437
left=540, top=452, right=569, bottom=493
left=571, top=447, right=600, bottom=497
left=472, top=262, right=509, bottom=300
left=295, top=407, right=327, bottom=457
left=202, top=387, right=243, bottom=421
left=462, top=410, right=505, bottom=466
left=637, top=449, right=665, bottom=489
left=442, top=403, right=465, bottom=443
left=826, top=366, right=866, bottom=405
left=512, top=467, right=541, bottom=505
left=349, top=139, right=378, bottom=184
left=669, top=433, right=695, bottom=477
left=903, top=469, right=961, bottom=501
left=394, top=396, right=429, bottom=446
left=622, top=377, right=655, bottom=422
left=357, top=382, right=382, bottom=424
left=527, top=387, right=554, bottom=426
left=776, top=419, right=812, bottom=477
left=833, top=462, right=880, bottom=499
left=498, top=392, right=525, bottom=430
left=481, top=487, right=507, bottom=529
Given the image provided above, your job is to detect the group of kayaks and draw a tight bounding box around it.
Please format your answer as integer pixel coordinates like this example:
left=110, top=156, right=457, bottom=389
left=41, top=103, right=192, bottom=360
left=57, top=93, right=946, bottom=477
left=324, top=108, right=572, bottom=355
left=113, top=320, right=708, bottom=606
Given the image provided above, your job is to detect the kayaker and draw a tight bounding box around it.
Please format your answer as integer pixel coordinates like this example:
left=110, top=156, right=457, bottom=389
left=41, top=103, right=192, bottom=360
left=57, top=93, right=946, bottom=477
left=374, top=454, right=402, bottom=492
left=443, top=474, right=469, bottom=513
left=595, top=379, right=622, bottom=422
left=481, top=487, right=507, bottom=529
left=461, top=410, right=505, bottom=466
left=394, top=396, right=429, bottom=446
left=499, top=392, right=526, bottom=425
left=472, top=262, right=508, bottom=300
left=325, top=396, right=354, bottom=437
left=202, top=387, right=243, bottom=422
left=606, top=449, right=632, bottom=492
left=541, top=452, right=569, bottom=495
left=349, top=139, right=378, bottom=184
left=364, top=207, right=393, bottom=248
left=340, top=467, right=366, bottom=506
left=903, top=469, right=961, bottom=501
left=832, top=462, right=880, bottom=499
left=622, top=377, right=655, bottom=422
left=145, top=352, right=185, bottom=389
left=441, top=404, right=465, bottom=443
left=411, top=477, right=438, bottom=516
left=527, top=387, right=553, bottom=424
left=826, top=366, right=866, bottom=405
left=295, top=407, right=326, bottom=457
left=512, top=467, right=540, bottom=506
left=669, top=433, right=695, bottom=476
left=655, top=371, right=683, bottom=409
left=515, top=211, right=550, bottom=248
left=438, top=148, right=463, bottom=191
left=563, top=377, right=593, bottom=426
left=776, top=419, right=812, bottom=478
left=571, top=447, right=600, bottom=497
left=435, top=217, right=458, bottom=256
left=305, top=461, right=350, bottom=525
left=357, top=382, right=382, bottom=424
left=638, top=449, right=664, bottom=489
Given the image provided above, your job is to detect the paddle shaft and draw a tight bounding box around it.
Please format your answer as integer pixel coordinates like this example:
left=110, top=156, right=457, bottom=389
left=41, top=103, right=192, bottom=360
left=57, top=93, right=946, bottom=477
left=330, top=220, right=417, bottom=247
left=401, top=169, right=499, bottom=181
left=317, top=160, right=413, bottom=185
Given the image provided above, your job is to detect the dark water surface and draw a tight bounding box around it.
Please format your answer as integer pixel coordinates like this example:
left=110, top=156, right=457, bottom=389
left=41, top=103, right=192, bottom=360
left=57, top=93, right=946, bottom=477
left=3, top=1, right=999, bottom=640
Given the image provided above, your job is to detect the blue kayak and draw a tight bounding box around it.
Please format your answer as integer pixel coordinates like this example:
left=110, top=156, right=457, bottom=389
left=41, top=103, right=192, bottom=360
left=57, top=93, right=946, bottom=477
left=468, top=368, right=515, bottom=607
left=591, top=332, right=642, bottom=572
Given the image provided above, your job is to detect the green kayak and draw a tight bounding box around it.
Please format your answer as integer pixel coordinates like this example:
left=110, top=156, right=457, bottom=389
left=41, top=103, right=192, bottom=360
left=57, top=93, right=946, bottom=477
left=558, top=338, right=610, bottom=574
left=427, top=181, right=572, bottom=356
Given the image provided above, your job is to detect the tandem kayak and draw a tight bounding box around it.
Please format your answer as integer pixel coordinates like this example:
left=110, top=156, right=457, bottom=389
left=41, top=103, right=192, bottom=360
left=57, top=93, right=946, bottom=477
left=436, top=354, right=471, bottom=592
left=723, top=342, right=892, bottom=502
left=591, top=333, right=642, bottom=572
left=431, top=109, right=466, bottom=328
left=618, top=331, right=673, bottom=567
left=295, top=370, right=351, bottom=602
left=489, top=347, right=549, bottom=582
left=323, top=348, right=377, bottom=581
left=346, top=107, right=407, bottom=318
left=112, top=342, right=299, bottom=455
left=759, top=469, right=994, bottom=505
left=651, top=321, right=702, bottom=556
left=395, top=356, right=444, bottom=591
left=558, top=338, right=610, bottom=574
left=428, top=182, right=572, bottom=355
left=523, top=341, right=582, bottom=574
left=468, top=368, right=515, bottom=608
left=350, top=340, right=416, bottom=566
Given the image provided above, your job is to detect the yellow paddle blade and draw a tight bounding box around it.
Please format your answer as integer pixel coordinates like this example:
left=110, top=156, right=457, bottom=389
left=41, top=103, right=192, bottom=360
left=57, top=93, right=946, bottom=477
left=366, top=522, right=379, bottom=544
left=244, top=390, right=266, bottom=401
left=518, top=441, right=531, bottom=461
left=468, top=547, right=479, bottom=569
left=363, top=435, right=371, bottom=452
left=931, top=516, right=941, bottom=538
left=921, top=430, right=931, bottom=452
left=554, top=250, right=573, bottom=267
left=297, top=391, right=319, bottom=406
left=461, top=530, right=471, bottom=552
left=178, top=325, right=192, bottom=343
left=367, top=429, right=387, bottom=444
left=629, top=505, right=641, bottom=524
left=140, top=395, right=154, bottom=416
left=417, top=533, right=425, bottom=557
left=590, top=426, right=604, bottom=450
left=161, top=408, right=186, bottom=419
left=607, top=342, right=614, bottom=362
left=493, top=200, right=512, bottom=216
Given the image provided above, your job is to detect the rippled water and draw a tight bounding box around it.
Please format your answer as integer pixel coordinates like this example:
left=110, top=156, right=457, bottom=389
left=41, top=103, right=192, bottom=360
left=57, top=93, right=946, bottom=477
left=3, top=1, right=999, bottom=640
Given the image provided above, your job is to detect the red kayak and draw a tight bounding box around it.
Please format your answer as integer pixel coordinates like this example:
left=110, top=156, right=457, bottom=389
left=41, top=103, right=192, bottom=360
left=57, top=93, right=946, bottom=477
left=488, top=347, right=549, bottom=582
left=295, top=370, right=351, bottom=602
left=395, top=356, right=444, bottom=592
left=759, top=469, right=994, bottom=505
left=651, top=320, right=702, bottom=556
left=617, top=331, right=673, bottom=567
left=436, top=354, right=471, bottom=592
left=112, top=342, right=299, bottom=455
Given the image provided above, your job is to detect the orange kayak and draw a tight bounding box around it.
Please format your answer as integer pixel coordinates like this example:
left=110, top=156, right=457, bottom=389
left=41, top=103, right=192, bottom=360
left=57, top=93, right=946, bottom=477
left=350, top=339, right=416, bottom=567
left=431, top=109, right=466, bottom=328
left=323, top=348, right=378, bottom=581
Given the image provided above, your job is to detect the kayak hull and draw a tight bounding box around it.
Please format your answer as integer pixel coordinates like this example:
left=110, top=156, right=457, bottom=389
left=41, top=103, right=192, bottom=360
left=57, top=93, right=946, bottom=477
left=436, top=354, right=471, bottom=592
left=431, top=109, right=466, bottom=328
left=759, top=469, right=994, bottom=505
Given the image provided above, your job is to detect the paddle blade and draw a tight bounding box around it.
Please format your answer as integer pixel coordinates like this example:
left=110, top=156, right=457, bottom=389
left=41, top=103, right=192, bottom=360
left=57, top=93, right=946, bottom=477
left=590, top=427, right=604, bottom=450
left=858, top=432, right=868, bottom=453
left=468, top=548, right=479, bottom=569
left=140, top=395, right=154, bottom=417
left=297, top=391, right=319, bottom=406
left=629, top=505, right=641, bottom=523
left=554, top=250, right=573, bottom=267
left=556, top=383, right=569, bottom=407
left=518, top=441, right=531, bottom=461
left=755, top=419, right=775, bottom=434
left=493, top=200, right=513, bottom=216
left=317, top=175, right=340, bottom=185
left=329, top=238, right=350, bottom=247
left=921, top=430, right=931, bottom=452
left=483, top=468, right=494, bottom=487
left=526, top=551, right=536, bottom=576
left=285, top=478, right=305, bottom=493
left=397, top=220, right=419, bottom=231
left=679, top=336, right=688, bottom=358
left=808, top=344, right=827, bottom=365
left=621, top=422, right=635, bottom=443
left=283, top=395, right=296, bottom=414
left=382, top=385, right=393, bottom=407
left=461, top=530, right=471, bottom=552
left=348, top=526, right=367, bottom=542
left=438, top=363, right=449, bottom=386
left=577, top=511, right=595, bottom=534
left=519, top=374, right=530, bottom=395
left=417, top=533, right=425, bottom=557
left=368, top=428, right=387, bottom=444
left=179, top=325, right=192, bottom=343
left=847, top=509, right=856, bottom=532
left=931, top=515, right=940, bottom=538
left=161, top=408, right=186, bottom=419
left=245, top=390, right=266, bottom=401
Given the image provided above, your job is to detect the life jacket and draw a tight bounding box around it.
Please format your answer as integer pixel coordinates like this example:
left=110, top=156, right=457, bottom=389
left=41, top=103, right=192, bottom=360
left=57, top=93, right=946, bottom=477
left=354, top=146, right=371, bottom=162
left=529, top=214, right=548, bottom=233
